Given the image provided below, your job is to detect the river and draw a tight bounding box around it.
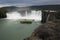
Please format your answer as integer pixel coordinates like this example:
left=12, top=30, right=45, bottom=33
left=0, top=19, right=42, bottom=40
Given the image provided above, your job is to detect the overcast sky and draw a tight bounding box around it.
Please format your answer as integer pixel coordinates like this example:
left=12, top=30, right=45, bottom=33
left=0, top=0, right=60, bottom=7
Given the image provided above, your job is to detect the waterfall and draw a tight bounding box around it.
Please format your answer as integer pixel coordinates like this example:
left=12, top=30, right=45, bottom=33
left=6, top=10, right=42, bottom=21
left=46, top=14, right=50, bottom=22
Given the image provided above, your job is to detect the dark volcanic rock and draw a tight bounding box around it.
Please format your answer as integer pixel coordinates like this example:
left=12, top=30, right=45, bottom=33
left=41, top=11, right=49, bottom=23
left=0, top=8, right=7, bottom=18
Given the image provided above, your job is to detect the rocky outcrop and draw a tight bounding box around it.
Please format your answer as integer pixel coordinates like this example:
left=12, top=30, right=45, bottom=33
left=41, top=10, right=49, bottom=23
left=24, top=12, right=60, bottom=40
left=24, top=21, right=60, bottom=40
left=0, top=8, right=7, bottom=18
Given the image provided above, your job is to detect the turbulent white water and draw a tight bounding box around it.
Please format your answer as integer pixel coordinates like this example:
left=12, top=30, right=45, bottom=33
left=6, top=10, right=42, bottom=21
left=6, top=12, right=21, bottom=19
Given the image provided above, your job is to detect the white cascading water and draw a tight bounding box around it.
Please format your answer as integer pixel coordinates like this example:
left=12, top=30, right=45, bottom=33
left=6, top=12, right=21, bottom=19
left=6, top=10, right=42, bottom=21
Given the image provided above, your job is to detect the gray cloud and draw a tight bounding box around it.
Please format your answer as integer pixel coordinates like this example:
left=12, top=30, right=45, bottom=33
left=0, top=0, right=60, bottom=6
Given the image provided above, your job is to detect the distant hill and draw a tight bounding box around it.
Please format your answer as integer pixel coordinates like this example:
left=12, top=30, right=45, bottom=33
left=0, top=5, right=60, bottom=12
left=30, top=5, right=60, bottom=10
left=0, top=6, right=18, bottom=12
left=2, top=6, right=17, bottom=9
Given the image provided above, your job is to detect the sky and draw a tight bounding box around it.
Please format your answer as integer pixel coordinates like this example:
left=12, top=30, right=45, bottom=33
left=0, top=0, right=60, bottom=7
